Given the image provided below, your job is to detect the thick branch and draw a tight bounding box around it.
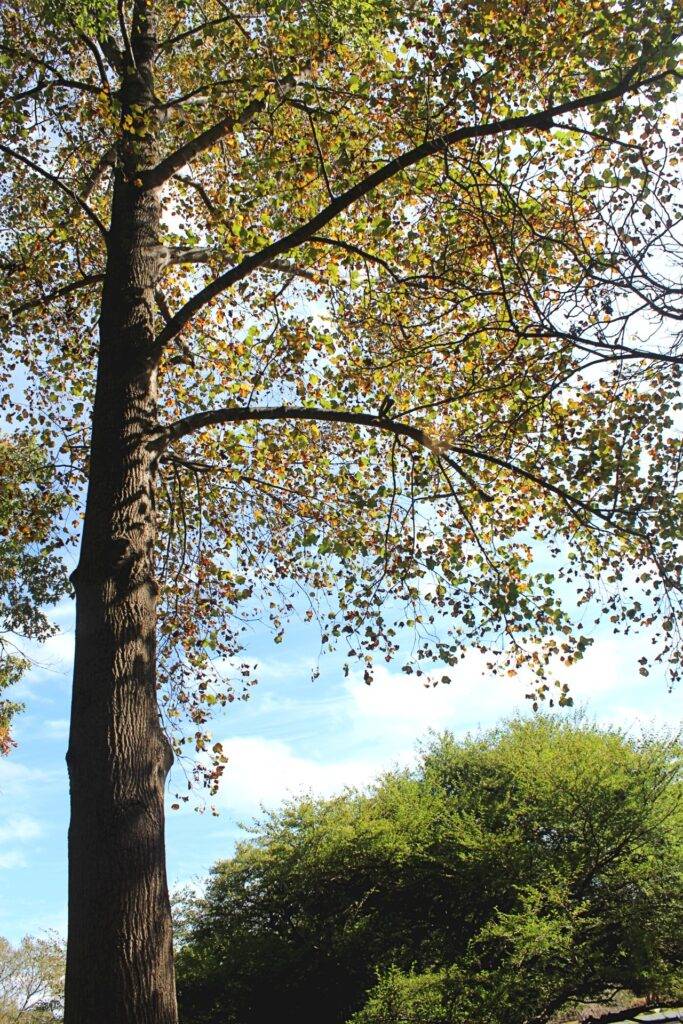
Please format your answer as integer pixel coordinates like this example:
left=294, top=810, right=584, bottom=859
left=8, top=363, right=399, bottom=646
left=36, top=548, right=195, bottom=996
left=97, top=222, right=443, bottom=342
left=163, top=245, right=316, bottom=280
left=152, top=66, right=671, bottom=353
left=164, top=405, right=644, bottom=534
left=166, top=404, right=436, bottom=447
left=99, top=35, right=125, bottom=76
left=144, top=94, right=268, bottom=188
left=0, top=144, right=108, bottom=241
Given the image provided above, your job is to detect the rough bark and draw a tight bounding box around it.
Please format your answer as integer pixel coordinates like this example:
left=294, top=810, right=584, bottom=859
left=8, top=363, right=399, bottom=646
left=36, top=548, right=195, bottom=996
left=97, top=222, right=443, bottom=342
left=64, top=5, right=178, bottom=1021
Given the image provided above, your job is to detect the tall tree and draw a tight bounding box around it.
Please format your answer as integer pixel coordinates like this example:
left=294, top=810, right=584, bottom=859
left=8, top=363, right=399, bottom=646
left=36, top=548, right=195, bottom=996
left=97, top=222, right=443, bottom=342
left=0, top=1, right=682, bottom=1021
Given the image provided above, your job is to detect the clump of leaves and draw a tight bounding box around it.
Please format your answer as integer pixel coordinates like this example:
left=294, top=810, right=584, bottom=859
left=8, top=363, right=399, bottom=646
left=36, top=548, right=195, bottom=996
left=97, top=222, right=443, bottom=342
left=0, top=435, right=71, bottom=753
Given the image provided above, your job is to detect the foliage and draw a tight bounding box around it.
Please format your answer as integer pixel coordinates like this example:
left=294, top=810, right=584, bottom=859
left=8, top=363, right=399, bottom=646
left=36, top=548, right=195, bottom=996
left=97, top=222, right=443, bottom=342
left=349, top=968, right=455, bottom=1024
left=175, top=717, right=683, bottom=1024
left=38, top=0, right=116, bottom=36
left=0, top=933, right=65, bottom=1023
left=0, top=435, right=70, bottom=754
left=1, top=1, right=682, bottom=795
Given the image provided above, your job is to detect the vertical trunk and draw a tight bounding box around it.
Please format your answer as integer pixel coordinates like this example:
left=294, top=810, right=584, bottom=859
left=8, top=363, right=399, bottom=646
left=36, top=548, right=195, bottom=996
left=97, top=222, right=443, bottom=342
left=64, top=359, right=176, bottom=1024
left=64, top=5, right=178, bottom=1021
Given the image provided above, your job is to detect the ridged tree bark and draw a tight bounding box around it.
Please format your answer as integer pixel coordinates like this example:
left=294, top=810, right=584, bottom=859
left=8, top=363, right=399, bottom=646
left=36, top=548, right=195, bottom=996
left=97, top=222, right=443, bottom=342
left=64, top=5, right=178, bottom=1022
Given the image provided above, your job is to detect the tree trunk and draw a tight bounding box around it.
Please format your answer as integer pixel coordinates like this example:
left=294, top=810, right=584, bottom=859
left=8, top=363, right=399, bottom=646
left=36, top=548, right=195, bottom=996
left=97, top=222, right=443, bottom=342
left=64, top=5, right=178, bottom=1020
left=64, top=359, right=177, bottom=1024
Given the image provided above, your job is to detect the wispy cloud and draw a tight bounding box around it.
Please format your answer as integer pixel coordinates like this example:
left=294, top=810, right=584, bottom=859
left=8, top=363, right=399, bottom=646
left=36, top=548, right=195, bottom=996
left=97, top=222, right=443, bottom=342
left=0, top=815, right=43, bottom=844
left=0, top=850, right=26, bottom=870
left=213, top=735, right=393, bottom=817
left=43, top=720, right=70, bottom=739
left=0, top=761, right=56, bottom=799
left=0, top=815, right=43, bottom=874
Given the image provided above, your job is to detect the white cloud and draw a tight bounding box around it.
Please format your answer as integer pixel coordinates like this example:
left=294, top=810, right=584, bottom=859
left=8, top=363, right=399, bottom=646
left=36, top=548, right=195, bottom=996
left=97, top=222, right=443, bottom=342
left=0, top=815, right=42, bottom=872
left=0, top=815, right=43, bottom=844
left=12, top=627, right=76, bottom=705
left=28, top=629, right=75, bottom=676
left=0, top=850, right=26, bottom=870
left=592, top=704, right=682, bottom=733
left=0, top=761, right=55, bottom=798
left=214, top=736, right=394, bottom=816
left=344, top=636, right=679, bottom=739
left=43, top=719, right=69, bottom=739
left=205, top=636, right=681, bottom=823
left=344, top=656, right=516, bottom=738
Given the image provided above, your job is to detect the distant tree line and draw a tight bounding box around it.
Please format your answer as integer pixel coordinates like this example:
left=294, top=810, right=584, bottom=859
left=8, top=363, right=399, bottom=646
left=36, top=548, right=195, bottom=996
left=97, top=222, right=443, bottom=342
left=175, top=717, right=682, bottom=1024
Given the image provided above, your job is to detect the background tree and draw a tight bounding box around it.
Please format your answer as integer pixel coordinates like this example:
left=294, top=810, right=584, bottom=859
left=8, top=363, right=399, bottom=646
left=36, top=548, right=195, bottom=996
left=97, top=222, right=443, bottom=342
left=0, top=933, right=65, bottom=1023
left=0, top=435, right=71, bottom=755
left=0, top=0, right=682, bottom=1020
left=175, top=718, right=683, bottom=1024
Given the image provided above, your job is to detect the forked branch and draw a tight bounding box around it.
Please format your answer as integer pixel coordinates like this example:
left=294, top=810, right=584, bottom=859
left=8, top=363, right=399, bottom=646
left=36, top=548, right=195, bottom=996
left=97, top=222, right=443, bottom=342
left=151, top=64, right=674, bottom=355
left=163, top=404, right=641, bottom=533
left=0, top=144, right=109, bottom=241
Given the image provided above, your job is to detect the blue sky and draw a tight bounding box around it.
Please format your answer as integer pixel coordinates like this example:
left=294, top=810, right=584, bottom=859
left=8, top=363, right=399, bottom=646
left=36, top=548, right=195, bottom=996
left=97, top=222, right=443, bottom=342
left=0, top=592, right=680, bottom=944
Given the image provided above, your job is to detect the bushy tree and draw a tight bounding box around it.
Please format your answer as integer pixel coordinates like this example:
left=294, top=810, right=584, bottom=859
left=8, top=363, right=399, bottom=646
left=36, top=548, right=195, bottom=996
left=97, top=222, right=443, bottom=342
left=176, top=718, right=682, bottom=1024
left=1, top=0, right=682, bottom=1018
left=0, top=934, right=65, bottom=1023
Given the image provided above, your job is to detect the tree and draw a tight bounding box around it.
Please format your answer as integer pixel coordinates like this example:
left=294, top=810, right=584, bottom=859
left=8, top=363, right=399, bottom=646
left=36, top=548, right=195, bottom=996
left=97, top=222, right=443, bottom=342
left=0, top=435, right=70, bottom=755
left=0, top=1, right=682, bottom=1020
left=0, top=933, right=65, bottom=1023
left=175, top=718, right=683, bottom=1024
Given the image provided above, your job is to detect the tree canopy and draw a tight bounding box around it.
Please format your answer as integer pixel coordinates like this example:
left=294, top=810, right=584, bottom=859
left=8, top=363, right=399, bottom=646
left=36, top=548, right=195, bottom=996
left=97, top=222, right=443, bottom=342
left=175, top=717, right=683, bottom=1024
left=1, top=0, right=682, bottom=787
left=1, top=1, right=683, bottom=1019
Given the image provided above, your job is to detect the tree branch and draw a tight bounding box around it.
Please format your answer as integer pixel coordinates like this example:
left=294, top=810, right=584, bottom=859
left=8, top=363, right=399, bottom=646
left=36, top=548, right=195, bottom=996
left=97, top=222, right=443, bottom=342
left=77, top=32, right=110, bottom=88
left=310, top=234, right=403, bottom=280
left=144, top=94, right=268, bottom=189
left=7, top=274, right=104, bottom=316
left=163, top=404, right=645, bottom=534
left=155, top=287, right=172, bottom=324
left=546, top=327, right=683, bottom=366
left=158, top=14, right=234, bottom=51
left=151, top=65, right=672, bottom=353
left=0, top=144, right=109, bottom=241
left=263, top=260, right=317, bottom=282
left=117, top=0, right=136, bottom=72
left=99, top=35, right=125, bottom=77
left=308, top=112, right=334, bottom=200
left=173, top=173, right=216, bottom=214
left=81, top=145, right=117, bottom=201
left=162, top=245, right=316, bottom=279
left=0, top=73, right=102, bottom=108
left=165, top=404, right=448, bottom=449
